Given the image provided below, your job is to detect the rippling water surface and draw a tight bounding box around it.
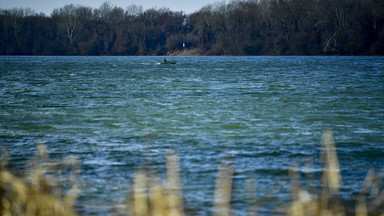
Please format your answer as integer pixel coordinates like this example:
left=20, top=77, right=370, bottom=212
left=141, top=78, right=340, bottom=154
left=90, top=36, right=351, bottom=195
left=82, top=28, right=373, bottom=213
left=1, top=56, right=383, bottom=215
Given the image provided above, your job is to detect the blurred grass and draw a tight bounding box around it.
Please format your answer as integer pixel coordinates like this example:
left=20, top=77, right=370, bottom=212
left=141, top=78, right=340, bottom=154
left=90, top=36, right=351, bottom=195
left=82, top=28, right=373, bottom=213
left=0, top=143, right=79, bottom=216
left=1, top=130, right=384, bottom=215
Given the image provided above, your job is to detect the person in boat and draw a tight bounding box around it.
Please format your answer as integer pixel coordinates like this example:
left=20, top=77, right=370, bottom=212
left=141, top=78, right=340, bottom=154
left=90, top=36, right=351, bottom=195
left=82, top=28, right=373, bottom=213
left=163, top=58, right=167, bottom=63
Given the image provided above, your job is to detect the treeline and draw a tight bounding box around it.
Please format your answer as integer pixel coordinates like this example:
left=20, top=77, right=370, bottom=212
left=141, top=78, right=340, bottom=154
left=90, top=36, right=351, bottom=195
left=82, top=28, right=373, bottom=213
left=1, top=0, right=383, bottom=55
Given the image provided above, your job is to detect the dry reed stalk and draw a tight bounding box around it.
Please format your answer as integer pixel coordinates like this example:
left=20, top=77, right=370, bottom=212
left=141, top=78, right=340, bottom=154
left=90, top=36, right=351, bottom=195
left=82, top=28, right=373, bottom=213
left=356, top=168, right=384, bottom=216
left=320, top=129, right=345, bottom=216
left=356, top=169, right=375, bottom=216
left=129, top=153, right=184, bottom=216
left=165, top=153, right=184, bottom=216
left=287, top=164, right=319, bottom=216
left=2, top=129, right=384, bottom=216
left=133, top=171, right=149, bottom=216
left=0, top=143, right=79, bottom=216
left=148, top=177, right=167, bottom=216
left=288, top=129, right=384, bottom=216
left=288, top=129, right=346, bottom=216
left=321, top=129, right=342, bottom=195
left=213, top=160, right=234, bottom=216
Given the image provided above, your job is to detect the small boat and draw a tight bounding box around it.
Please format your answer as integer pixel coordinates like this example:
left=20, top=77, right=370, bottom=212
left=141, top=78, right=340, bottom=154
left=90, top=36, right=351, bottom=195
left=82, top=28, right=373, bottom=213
left=161, top=61, right=176, bottom=64
left=161, top=58, right=176, bottom=64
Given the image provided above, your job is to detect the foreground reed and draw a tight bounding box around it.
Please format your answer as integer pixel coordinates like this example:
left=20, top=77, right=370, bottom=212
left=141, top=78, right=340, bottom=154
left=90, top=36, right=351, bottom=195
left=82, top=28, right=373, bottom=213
left=1, top=130, right=383, bottom=215
left=288, top=129, right=384, bottom=216
left=0, top=143, right=80, bottom=216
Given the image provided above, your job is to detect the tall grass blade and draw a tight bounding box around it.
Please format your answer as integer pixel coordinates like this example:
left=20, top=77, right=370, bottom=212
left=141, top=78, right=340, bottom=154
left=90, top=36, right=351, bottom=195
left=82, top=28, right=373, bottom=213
left=166, top=153, right=184, bottom=216
left=213, top=160, right=233, bottom=216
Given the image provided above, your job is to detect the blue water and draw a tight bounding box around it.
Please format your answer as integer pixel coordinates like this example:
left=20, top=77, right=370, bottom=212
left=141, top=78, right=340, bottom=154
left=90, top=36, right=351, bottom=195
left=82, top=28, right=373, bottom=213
left=1, top=56, right=383, bottom=215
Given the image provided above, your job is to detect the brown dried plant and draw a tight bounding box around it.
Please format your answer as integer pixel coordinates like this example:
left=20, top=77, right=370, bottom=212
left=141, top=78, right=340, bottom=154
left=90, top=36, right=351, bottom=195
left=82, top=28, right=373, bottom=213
left=287, top=129, right=384, bottom=216
left=1, top=129, right=384, bottom=216
left=0, top=142, right=80, bottom=216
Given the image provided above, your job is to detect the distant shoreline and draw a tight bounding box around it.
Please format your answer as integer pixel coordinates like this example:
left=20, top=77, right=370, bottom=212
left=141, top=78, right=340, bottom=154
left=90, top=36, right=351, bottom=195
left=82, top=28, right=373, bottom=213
left=167, top=48, right=203, bottom=56
left=1, top=54, right=383, bottom=57
left=1, top=0, right=383, bottom=56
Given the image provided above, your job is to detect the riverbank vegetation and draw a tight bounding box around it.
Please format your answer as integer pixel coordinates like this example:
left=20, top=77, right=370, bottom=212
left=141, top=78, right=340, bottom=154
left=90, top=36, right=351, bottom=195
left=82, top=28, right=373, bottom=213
left=1, top=0, right=383, bottom=56
left=1, top=130, right=383, bottom=215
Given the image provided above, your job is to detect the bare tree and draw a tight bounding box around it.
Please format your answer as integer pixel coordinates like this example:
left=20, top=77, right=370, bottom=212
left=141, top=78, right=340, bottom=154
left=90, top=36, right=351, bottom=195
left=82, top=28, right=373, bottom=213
left=52, top=4, right=92, bottom=44
left=126, top=4, right=143, bottom=19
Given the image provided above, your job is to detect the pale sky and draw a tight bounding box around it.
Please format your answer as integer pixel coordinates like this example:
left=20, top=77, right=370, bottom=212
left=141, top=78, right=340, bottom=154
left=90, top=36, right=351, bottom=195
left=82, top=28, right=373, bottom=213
left=1, top=0, right=222, bottom=15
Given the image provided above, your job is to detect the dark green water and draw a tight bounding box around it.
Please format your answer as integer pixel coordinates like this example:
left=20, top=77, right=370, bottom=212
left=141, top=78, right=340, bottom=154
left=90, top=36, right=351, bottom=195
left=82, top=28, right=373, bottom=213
left=1, top=56, right=383, bottom=215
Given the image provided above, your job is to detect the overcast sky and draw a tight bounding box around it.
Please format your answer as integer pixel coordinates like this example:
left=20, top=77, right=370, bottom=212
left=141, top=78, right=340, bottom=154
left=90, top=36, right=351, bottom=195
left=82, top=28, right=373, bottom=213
left=1, top=0, right=221, bottom=15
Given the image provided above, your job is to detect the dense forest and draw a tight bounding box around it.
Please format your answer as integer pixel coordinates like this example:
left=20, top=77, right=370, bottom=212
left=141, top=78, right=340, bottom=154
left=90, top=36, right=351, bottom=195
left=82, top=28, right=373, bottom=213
left=1, top=0, right=383, bottom=55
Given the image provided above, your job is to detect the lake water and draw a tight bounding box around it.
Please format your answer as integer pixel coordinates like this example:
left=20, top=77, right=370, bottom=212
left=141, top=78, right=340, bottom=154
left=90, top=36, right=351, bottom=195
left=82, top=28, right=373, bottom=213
left=1, top=56, right=383, bottom=215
